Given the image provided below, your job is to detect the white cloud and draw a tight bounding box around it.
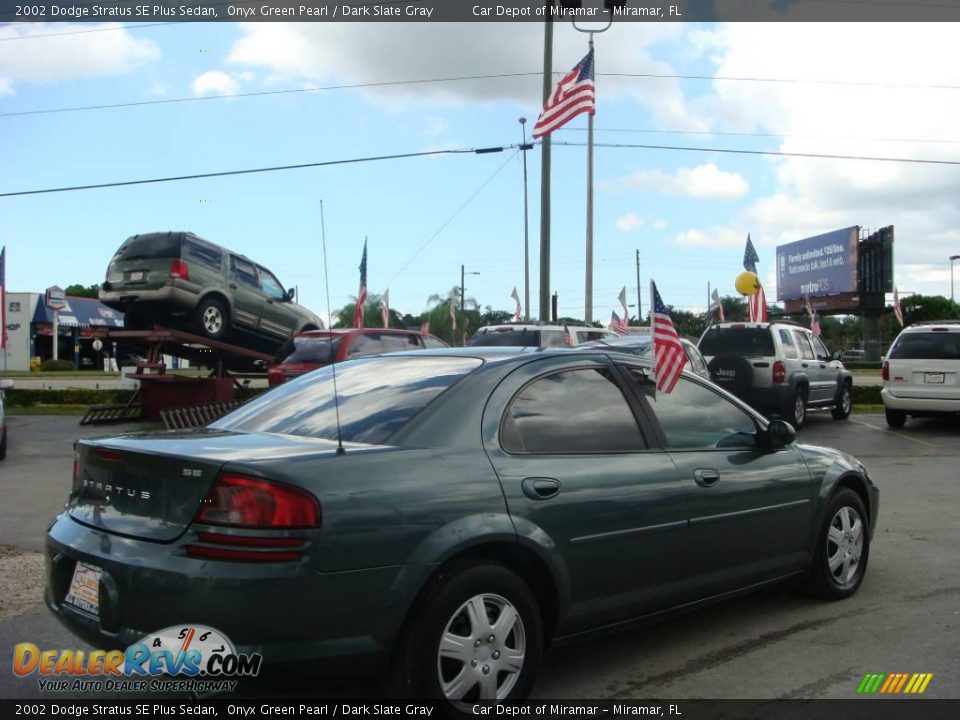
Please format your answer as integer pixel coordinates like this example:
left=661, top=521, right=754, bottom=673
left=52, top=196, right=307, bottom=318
left=653, top=219, right=668, bottom=230
left=606, top=163, right=749, bottom=199
left=422, top=116, right=450, bottom=137
left=0, top=23, right=159, bottom=92
left=615, top=212, right=643, bottom=231
left=673, top=227, right=747, bottom=249
left=191, top=71, right=239, bottom=97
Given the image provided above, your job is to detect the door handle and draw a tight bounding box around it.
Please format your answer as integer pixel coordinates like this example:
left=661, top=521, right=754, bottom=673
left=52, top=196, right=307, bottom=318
left=693, top=469, right=720, bottom=488
left=801, top=362, right=809, bottom=368
left=521, top=477, right=561, bottom=501
left=229, top=283, right=238, bottom=289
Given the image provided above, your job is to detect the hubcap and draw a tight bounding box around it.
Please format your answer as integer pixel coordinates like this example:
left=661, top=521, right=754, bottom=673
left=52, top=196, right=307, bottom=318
left=795, top=395, right=806, bottom=424
left=826, top=506, right=864, bottom=586
left=841, top=388, right=851, bottom=413
left=437, top=593, right=526, bottom=702
left=203, top=306, right=223, bottom=334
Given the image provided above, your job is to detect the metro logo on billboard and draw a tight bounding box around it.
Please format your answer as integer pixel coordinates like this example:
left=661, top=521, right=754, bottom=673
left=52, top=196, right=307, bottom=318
left=776, top=227, right=859, bottom=302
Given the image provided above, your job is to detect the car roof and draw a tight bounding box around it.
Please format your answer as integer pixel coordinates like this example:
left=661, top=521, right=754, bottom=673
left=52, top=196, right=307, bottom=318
left=899, top=321, right=960, bottom=333
left=295, top=328, right=427, bottom=338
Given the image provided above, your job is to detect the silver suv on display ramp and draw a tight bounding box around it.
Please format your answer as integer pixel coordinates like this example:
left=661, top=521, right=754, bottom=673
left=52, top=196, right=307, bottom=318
left=698, top=321, right=853, bottom=429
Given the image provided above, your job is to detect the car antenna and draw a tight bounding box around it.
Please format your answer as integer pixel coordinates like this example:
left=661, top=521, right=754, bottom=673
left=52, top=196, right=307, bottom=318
left=320, top=200, right=346, bottom=456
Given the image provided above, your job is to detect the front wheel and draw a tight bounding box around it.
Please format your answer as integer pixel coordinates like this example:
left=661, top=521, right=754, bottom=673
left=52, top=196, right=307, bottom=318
left=831, top=383, right=852, bottom=420
left=885, top=408, right=907, bottom=429
left=807, top=489, right=870, bottom=600
left=392, top=563, right=542, bottom=707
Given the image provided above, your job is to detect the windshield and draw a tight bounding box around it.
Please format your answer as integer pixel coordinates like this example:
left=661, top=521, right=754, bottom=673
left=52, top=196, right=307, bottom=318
left=699, top=327, right=775, bottom=357
left=212, top=356, right=482, bottom=445
left=468, top=330, right=541, bottom=347
left=280, top=335, right=342, bottom=365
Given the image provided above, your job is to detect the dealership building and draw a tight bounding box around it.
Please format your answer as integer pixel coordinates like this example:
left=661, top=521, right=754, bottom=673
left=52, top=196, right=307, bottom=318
left=2, top=292, right=125, bottom=372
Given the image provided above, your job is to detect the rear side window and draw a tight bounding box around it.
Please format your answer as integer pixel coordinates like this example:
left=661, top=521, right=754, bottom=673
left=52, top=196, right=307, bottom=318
left=779, top=330, right=799, bottom=359
left=185, top=241, right=222, bottom=271
left=348, top=333, right=386, bottom=358
left=382, top=334, right=422, bottom=353
left=213, top=356, right=482, bottom=444
left=282, top=336, right=341, bottom=364
left=469, top=330, right=541, bottom=347
left=502, top=368, right=645, bottom=453
left=541, top=330, right=567, bottom=348
left=113, top=234, right=182, bottom=260
left=699, top=327, right=775, bottom=356
left=231, top=257, right=259, bottom=288
left=889, top=333, right=960, bottom=360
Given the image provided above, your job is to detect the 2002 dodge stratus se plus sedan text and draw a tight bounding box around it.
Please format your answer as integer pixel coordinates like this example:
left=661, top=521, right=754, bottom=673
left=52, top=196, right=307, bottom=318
left=45, top=348, right=878, bottom=707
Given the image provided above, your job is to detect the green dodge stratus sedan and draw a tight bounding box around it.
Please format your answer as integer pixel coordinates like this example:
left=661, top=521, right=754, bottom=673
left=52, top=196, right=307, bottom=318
left=46, top=348, right=878, bottom=706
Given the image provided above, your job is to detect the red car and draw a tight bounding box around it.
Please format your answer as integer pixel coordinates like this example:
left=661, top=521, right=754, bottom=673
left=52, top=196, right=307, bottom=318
left=267, top=328, right=449, bottom=386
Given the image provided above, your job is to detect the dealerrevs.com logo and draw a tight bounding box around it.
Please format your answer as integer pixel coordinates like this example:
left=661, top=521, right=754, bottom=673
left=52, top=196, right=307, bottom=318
left=857, top=673, right=934, bottom=695
left=13, top=625, right=262, bottom=693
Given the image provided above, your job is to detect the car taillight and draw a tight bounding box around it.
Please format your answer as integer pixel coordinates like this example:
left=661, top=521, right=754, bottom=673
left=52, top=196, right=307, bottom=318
left=169, top=259, right=189, bottom=280
left=882, top=361, right=889, bottom=381
left=193, top=473, right=320, bottom=529
left=267, top=368, right=285, bottom=387
left=772, top=360, right=786, bottom=384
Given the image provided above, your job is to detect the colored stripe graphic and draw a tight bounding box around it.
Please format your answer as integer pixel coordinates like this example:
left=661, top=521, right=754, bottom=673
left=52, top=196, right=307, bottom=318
left=858, top=673, right=932, bottom=694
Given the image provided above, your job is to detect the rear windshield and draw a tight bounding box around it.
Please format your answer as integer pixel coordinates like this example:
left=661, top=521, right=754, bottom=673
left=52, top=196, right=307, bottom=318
left=888, top=332, right=960, bottom=360
left=281, top=336, right=342, bottom=365
left=699, top=327, right=776, bottom=357
left=469, top=330, right=541, bottom=347
left=212, top=356, right=482, bottom=444
left=113, top=234, right=183, bottom=260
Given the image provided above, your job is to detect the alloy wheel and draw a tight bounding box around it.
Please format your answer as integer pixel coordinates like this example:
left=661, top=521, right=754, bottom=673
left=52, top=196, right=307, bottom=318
left=202, top=306, right=223, bottom=335
left=826, top=506, right=864, bottom=587
left=795, top=395, right=806, bottom=426
left=436, top=593, right=526, bottom=702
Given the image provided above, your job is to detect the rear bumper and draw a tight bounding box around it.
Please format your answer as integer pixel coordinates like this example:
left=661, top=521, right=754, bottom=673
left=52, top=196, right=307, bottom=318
left=881, top=388, right=960, bottom=413
left=44, top=513, right=408, bottom=676
left=99, top=284, right=196, bottom=314
left=738, top=385, right=792, bottom=415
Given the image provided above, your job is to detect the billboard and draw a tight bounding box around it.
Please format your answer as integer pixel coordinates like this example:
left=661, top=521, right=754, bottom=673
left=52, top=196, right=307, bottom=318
left=776, top=226, right=859, bottom=301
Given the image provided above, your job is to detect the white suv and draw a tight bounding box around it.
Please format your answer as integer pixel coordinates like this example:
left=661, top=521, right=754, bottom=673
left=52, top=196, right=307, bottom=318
left=881, top=321, right=960, bottom=428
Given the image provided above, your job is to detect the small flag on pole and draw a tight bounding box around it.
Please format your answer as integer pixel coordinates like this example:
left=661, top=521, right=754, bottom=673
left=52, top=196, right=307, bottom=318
left=743, top=234, right=759, bottom=273
left=804, top=294, right=821, bottom=336
left=420, top=319, right=430, bottom=335
left=532, top=49, right=595, bottom=139
left=710, top=288, right=725, bottom=322
left=511, top=287, right=522, bottom=322
left=0, top=246, right=6, bottom=350
left=449, top=290, right=457, bottom=331
left=618, top=286, right=629, bottom=323
left=749, top=284, right=768, bottom=323
left=354, top=239, right=368, bottom=328
left=381, top=288, right=390, bottom=328
left=893, top=287, right=904, bottom=327
left=564, top=324, right=574, bottom=347
left=609, top=311, right=629, bottom=336
left=651, top=281, right=687, bottom=394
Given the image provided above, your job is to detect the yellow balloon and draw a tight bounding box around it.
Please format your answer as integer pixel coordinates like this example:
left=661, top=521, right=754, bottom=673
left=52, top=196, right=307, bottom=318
left=735, top=271, right=761, bottom=296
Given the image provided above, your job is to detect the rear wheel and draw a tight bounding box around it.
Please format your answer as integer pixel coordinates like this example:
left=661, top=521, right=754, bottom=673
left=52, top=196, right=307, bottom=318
left=392, top=563, right=542, bottom=707
left=885, top=407, right=907, bottom=429
left=783, top=388, right=807, bottom=429
left=807, top=488, right=869, bottom=600
left=831, top=383, right=852, bottom=420
left=195, top=298, right=228, bottom=340
left=0, top=427, right=7, bottom=460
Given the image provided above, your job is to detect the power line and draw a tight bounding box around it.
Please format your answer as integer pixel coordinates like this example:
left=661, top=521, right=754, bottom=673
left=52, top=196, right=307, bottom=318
left=0, top=146, right=515, bottom=198
left=556, top=141, right=960, bottom=166
left=380, top=150, right=521, bottom=293
left=0, top=23, right=176, bottom=42
left=604, top=71, right=960, bottom=91
left=558, top=126, right=960, bottom=146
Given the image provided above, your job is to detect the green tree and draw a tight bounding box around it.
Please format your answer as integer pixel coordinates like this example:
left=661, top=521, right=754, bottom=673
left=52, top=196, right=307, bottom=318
left=899, top=294, right=960, bottom=325
left=64, top=283, right=100, bottom=298
left=332, top=293, right=402, bottom=329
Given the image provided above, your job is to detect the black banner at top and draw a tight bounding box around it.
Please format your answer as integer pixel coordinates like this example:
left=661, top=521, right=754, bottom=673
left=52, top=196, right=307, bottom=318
left=2, top=0, right=960, bottom=23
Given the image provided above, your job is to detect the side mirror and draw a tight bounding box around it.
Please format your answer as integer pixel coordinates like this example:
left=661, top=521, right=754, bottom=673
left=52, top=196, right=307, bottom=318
left=832, top=351, right=841, bottom=361
left=764, top=419, right=796, bottom=448
left=285, top=288, right=296, bottom=302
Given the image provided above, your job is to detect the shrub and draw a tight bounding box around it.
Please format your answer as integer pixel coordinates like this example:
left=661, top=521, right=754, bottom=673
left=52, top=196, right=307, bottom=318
left=39, top=359, right=77, bottom=372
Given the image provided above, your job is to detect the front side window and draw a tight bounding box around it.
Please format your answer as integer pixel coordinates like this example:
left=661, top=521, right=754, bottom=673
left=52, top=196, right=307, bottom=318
left=213, top=356, right=481, bottom=445
left=793, top=331, right=815, bottom=360
left=625, top=369, right=757, bottom=450
left=502, top=368, right=645, bottom=453
left=812, top=336, right=832, bottom=361
left=258, top=267, right=286, bottom=300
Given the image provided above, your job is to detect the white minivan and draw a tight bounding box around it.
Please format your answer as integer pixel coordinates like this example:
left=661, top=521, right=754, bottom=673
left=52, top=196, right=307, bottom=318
left=881, top=321, right=960, bottom=428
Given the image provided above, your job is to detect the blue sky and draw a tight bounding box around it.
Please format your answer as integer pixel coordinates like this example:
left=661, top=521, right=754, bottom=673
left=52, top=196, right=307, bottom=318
left=3, top=21, right=960, bottom=325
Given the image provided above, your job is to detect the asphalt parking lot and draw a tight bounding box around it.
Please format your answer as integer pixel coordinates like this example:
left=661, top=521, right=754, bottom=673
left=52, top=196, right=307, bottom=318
left=1, top=410, right=958, bottom=701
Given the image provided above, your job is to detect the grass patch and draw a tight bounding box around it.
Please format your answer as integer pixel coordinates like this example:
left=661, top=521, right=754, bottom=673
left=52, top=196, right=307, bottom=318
left=7, top=404, right=91, bottom=416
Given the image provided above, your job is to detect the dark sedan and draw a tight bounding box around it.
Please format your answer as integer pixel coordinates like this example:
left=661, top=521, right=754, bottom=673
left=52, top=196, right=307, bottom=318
left=46, top=348, right=878, bottom=706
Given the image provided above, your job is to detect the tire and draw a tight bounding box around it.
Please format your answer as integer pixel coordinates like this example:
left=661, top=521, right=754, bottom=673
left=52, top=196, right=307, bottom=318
left=392, top=562, right=543, bottom=708
left=195, top=298, right=228, bottom=340
left=0, top=427, right=6, bottom=461
left=831, top=382, right=852, bottom=420
left=885, top=407, right=907, bottom=429
left=783, top=388, right=807, bottom=430
left=807, top=488, right=870, bottom=600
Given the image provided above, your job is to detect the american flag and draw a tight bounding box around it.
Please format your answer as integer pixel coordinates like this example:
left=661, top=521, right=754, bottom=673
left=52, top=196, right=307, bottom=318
left=804, top=294, right=821, bottom=336
left=511, top=286, right=522, bottom=322
left=564, top=324, right=574, bottom=347
left=618, top=286, right=629, bottom=323
left=354, top=239, right=368, bottom=328
left=0, top=246, right=6, bottom=350
left=532, top=49, right=595, bottom=139
left=749, top=284, right=768, bottom=323
left=711, top=288, right=725, bottom=322
left=743, top=234, right=759, bottom=273
left=381, top=288, right=390, bottom=329
left=449, top=290, right=457, bottom=331
left=893, top=287, right=904, bottom=326
left=420, top=319, right=430, bottom=334
left=651, top=281, right=687, bottom=393
left=609, top=311, right=629, bottom=336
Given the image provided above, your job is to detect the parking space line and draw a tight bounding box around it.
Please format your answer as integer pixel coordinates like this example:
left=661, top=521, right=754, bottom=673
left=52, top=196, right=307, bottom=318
left=850, top=418, right=938, bottom=448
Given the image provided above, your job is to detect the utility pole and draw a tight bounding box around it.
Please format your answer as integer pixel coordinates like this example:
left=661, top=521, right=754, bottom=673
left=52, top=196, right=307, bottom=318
left=520, top=118, right=531, bottom=322
left=539, top=4, right=554, bottom=322
left=635, top=249, right=642, bottom=322
left=461, top=265, right=465, bottom=315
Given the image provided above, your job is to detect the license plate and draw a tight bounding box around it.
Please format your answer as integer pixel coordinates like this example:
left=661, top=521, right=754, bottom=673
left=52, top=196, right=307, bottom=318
left=128, top=271, right=144, bottom=281
left=64, top=562, right=101, bottom=617
left=924, top=372, right=945, bottom=384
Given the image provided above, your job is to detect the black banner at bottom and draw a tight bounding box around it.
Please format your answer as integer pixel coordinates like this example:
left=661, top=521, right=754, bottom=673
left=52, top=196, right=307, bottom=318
left=1, top=699, right=957, bottom=720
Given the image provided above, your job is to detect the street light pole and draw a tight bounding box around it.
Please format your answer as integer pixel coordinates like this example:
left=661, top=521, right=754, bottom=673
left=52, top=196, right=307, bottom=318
left=460, top=265, right=479, bottom=316
left=539, top=4, right=555, bottom=323
left=951, top=255, right=960, bottom=305
left=520, top=117, right=531, bottom=322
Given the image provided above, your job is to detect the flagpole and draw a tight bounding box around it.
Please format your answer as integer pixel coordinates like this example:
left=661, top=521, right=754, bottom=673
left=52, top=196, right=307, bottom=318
left=539, top=7, right=554, bottom=323
left=707, top=281, right=711, bottom=327
left=584, top=33, right=595, bottom=325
